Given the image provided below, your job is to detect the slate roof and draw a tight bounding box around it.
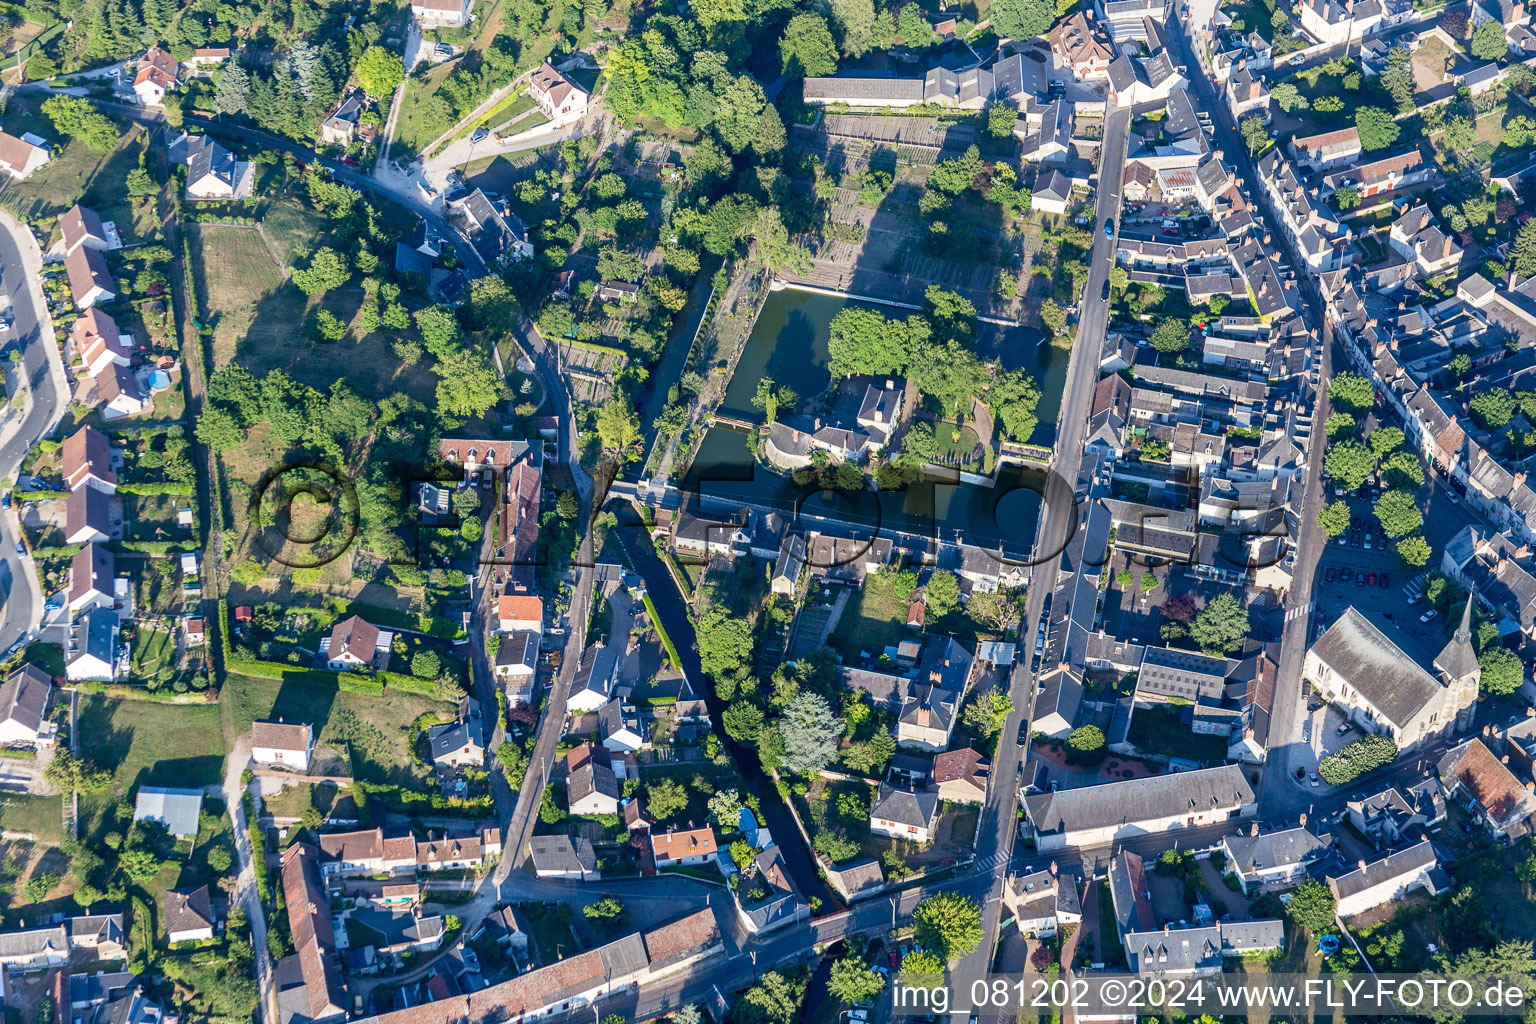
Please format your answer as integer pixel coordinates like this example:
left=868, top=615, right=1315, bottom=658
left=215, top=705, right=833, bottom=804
left=1024, top=764, right=1255, bottom=836
left=1327, top=839, right=1438, bottom=900
left=1306, top=606, right=1444, bottom=729
left=871, top=782, right=938, bottom=829
left=164, top=884, right=214, bottom=936
left=0, top=664, right=50, bottom=736
left=528, top=834, right=596, bottom=873
left=1223, top=826, right=1330, bottom=875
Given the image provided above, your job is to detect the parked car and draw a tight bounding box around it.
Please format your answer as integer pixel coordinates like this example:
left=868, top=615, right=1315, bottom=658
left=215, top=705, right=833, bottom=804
left=1379, top=572, right=1390, bottom=588
left=1104, top=219, right=1115, bottom=239
left=471, top=126, right=489, bottom=143
left=1337, top=722, right=1353, bottom=735
left=1367, top=572, right=1377, bottom=586
left=1101, top=278, right=1111, bottom=300
left=1309, top=772, right=1320, bottom=787
left=1341, top=568, right=1353, bottom=582
left=13, top=542, right=22, bottom=557
left=1364, top=533, right=1373, bottom=550
left=0, top=493, right=8, bottom=509
left=1421, top=608, right=1440, bottom=623
left=1018, top=722, right=1029, bottom=745
left=1325, top=567, right=1335, bottom=581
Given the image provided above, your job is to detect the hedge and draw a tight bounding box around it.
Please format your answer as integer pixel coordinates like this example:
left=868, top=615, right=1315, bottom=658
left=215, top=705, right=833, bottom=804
left=1317, top=734, right=1398, bottom=785
left=113, top=541, right=194, bottom=554
left=71, top=680, right=213, bottom=703
left=120, top=482, right=195, bottom=496
left=31, top=545, right=84, bottom=558
left=377, top=670, right=439, bottom=696
left=642, top=593, right=682, bottom=670
left=339, top=675, right=385, bottom=695
left=13, top=490, right=57, bottom=501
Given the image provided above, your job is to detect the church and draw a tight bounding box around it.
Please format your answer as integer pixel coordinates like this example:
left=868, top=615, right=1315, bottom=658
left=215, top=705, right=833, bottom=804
left=1302, top=597, right=1480, bottom=751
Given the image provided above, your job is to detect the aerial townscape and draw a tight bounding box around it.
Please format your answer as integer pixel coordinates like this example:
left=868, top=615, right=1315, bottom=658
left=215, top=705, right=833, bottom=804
left=1, top=0, right=1536, bottom=1020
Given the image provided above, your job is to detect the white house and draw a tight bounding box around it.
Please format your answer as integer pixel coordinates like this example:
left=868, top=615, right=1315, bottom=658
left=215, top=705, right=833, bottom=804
left=132, top=48, right=181, bottom=105
left=528, top=63, right=590, bottom=126
left=651, top=827, right=718, bottom=867
left=324, top=615, right=385, bottom=671
left=1023, top=764, right=1257, bottom=850
left=0, top=665, right=52, bottom=748
left=496, top=593, right=543, bottom=633
left=67, top=543, right=114, bottom=612
left=65, top=607, right=119, bottom=682
left=1004, top=867, right=1083, bottom=938
left=164, top=885, right=214, bottom=943
left=1221, top=825, right=1332, bottom=894
left=63, top=425, right=118, bottom=494
left=1327, top=841, right=1446, bottom=918
left=71, top=308, right=131, bottom=378
left=250, top=720, right=314, bottom=772
left=528, top=835, right=599, bottom=880
left=133, top=787, right=203, bottom=837
left=0, top=131, right=50, bottom=180
left=64, top=246, right=115, bottom=310
left=493, top=630, right=538, bottom=705
left=1032, top=169, right=1073, bottom=214
left=598, top=699, right=644, bottom=754
left=411, top=0, right=474, bottom=26
left=566, top=643, right=618, bottom=714
left=870, top=783, right=940, bottom=844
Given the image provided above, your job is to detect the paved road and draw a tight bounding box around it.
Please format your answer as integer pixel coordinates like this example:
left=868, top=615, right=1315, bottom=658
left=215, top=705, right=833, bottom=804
left=1166, top=15, right=1341, bottom=816
left=0, top=211, right=67, bottom=655
left=949, top=102, right=1133, bottom=997
left=221, top=738, right=278, bottom=1024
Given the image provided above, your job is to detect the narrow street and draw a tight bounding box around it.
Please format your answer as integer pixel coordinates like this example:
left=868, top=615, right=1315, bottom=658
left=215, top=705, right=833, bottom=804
left=1166, top=14, right=1337, bottom=815
left=0, top=210, right=68, bottom=654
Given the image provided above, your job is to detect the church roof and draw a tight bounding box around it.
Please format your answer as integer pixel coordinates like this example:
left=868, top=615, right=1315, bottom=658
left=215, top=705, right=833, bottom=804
left=1433, top=594, right=1480, bottom=684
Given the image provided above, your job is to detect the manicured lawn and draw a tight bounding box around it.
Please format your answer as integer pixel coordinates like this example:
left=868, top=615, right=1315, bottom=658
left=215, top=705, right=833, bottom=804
left=496, top=108, right=552, bottom=138
left=78, top=696, right=227, bottom=793
left=188, top=223, right=284, bottom=316
left=0, top=794, right=65, bottom=847
left=830, top=582, right=909, bottom=658
left=484, top=92, right=535, bottom=131
left=931, top=424, right=981, bottom=464
left=128, top=624, right=178, bottom=686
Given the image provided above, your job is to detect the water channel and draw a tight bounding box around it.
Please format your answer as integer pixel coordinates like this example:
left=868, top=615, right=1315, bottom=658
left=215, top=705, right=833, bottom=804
left=683, top=288, right=1073, bottom=558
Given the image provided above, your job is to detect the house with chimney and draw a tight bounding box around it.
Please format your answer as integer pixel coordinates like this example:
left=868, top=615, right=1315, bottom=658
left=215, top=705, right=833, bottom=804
left=1298, top=0, right=1383, bottom=45
left=1346, top=778, right=1446, bottom=846
left=132, top=47, right=181, bottom=105
left=528, top=62, right=590, bottom=126
left=1220, top=823, right=1331, bottom=894
left=1388, top=205, right=1463, bottom=278
left=166, top=130, right=254, bottom=200
left=1050, top=10, right=1115, bottom=80
left=840, top=636, right=977, bottom=751
left=60, top=204, right=121, bottom=256
left=1003, top=866, right=1082, bottom=938
left=1326, top=840, right=1448, bottom=918
left=651, top=826, right=718, bottom=868
left=1023, top=763, right=1257, bottom=850
left=1288, top=126, right=1362, bottom=171
left=65, top=245, right=115, bottom=310
left=251, top=720, right=314, bottom=772
left=277, top=844, right=348, bottom=1024
left=869, top=783, right=940, bottom=843
left=69, top=308, right=132, bottom=379
left=1436, top=737, right=1536, bottom=838
left=411, top=0, right=474, bottom=26
left=68, top=543, right=114, bottom=612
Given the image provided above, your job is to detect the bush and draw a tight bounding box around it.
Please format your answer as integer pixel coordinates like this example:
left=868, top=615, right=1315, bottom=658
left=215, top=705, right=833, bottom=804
left=1065, top=725, right=1107, bottom=764
left=1317, top=734, right=1397, bottom=785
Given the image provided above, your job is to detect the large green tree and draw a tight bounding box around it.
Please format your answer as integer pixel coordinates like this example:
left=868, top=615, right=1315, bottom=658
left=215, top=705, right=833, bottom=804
left=1191, top=593, right=1250, bottom=656
left=1471, top=17, right=1508, bottom=60
left=828, top=307, right=908, bottom=377
left=1373, top=489, right=1423, bottom=538
left=1149, top=318, right=1192, bottom=353
left=992, top=0, right=1054, bottom=39
left=434, top=349, right=501, bottom=418
left=1479, top=645, right=1523, bottom=696
left=1379, top=44, right=1415, bottom=113
left=780, top=693, right=841, bottom=775
left=1327, top=371, right=1375, bottom=412
left=780, top=13, right=840, bottom=77
left=913, top=892, right=983, bottom=960
left=1325, top=440, right=1374, bottom=492
left=1286, top=880, right=1337, bottom=934
left=1316, top=500, right=1351, bottom=537
left=1355, top=106, right=1401, bottom=151
left=355, top=45, right=405, bottom=98
left=828, top=957, right=884, bottom=1005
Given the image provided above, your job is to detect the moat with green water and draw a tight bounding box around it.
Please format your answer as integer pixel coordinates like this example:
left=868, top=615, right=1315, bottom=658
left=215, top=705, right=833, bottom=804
left=680, top=288, right=1072, bottom=557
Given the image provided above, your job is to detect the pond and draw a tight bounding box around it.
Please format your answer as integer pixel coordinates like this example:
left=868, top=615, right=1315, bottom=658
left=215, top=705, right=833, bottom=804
left=687, top=287, right=1073, bottom=560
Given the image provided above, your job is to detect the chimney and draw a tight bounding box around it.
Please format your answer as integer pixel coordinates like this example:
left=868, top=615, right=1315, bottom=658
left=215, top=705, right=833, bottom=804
left=1299, top=812, right=1308, bottom=827
left=1250, top=821, right=1259, bottom=836
left=1049, top=861, right=1058, bottom=876
left=1528, top=781, right=1536, bottom=792
left=1503, top=754, right=1511, bottom=764
left=1358, top=860, right=1368, bottom=871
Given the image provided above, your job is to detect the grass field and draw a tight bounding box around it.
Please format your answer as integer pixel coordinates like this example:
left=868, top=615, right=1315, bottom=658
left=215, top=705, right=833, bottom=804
left=0, top=794, right=65, bottom=847
left=259, top=200, right=328, bottom=268
left=831, top=583, right=909, bottom=657
left=189, top=224, right=285, bottom=316
left=211, top=282, right=439, bottom=405
left=484, top=92, right=535, bottom=130
left=128, top=625, right=178, bottom=685
left=497, top=109, right=552, bottom=138
left=0, top=102, right=148, bottom=224
left=76, top=696, right=226, bottom=844
left=221, top=672, right=453, bottom=786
